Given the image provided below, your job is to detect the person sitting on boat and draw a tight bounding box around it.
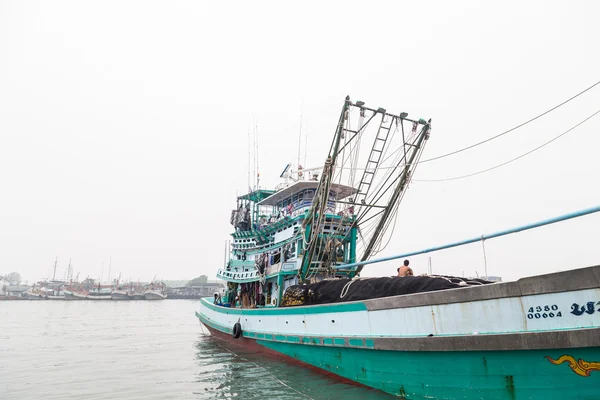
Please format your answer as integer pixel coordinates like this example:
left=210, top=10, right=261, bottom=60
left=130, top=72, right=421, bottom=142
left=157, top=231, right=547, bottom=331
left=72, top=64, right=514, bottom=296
left=397, top=260, right=414, bottom=277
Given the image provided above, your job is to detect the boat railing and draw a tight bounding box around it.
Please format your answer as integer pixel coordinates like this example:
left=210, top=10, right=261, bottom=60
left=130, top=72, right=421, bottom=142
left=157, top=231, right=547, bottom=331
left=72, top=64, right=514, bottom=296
left=217, top=268, right=260, bottom=282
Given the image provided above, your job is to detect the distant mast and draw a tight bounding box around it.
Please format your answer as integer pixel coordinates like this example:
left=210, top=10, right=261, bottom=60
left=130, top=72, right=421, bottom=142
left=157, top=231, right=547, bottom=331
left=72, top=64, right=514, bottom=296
left=52, top=257, right=58, bottom=281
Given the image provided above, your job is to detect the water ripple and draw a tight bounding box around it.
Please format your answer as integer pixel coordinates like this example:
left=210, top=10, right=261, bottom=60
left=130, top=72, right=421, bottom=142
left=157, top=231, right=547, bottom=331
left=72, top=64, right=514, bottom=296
left=0, top=300, right=393, bottom=399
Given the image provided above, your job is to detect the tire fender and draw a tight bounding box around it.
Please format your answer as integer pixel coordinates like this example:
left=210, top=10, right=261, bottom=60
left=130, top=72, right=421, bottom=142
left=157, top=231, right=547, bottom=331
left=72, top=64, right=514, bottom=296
left=232, top=322, right=242, bottom=339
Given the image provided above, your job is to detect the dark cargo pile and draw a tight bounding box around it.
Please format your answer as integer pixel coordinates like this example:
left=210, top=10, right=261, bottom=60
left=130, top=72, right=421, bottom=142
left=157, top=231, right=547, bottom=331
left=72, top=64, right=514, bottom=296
left=280, top=276, right=493, bottom=307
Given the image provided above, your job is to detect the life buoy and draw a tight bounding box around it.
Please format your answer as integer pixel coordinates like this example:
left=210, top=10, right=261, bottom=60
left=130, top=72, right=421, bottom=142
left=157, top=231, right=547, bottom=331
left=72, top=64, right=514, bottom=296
left=232, top=322, right=242, bottom=339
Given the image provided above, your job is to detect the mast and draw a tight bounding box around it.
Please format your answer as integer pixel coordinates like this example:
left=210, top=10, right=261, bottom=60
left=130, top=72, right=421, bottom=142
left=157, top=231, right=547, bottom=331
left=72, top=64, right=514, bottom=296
left=356, top=120, right=431, bottom=273
left=52, top=257, right=58, bottom=281
left=299, top=96, right=351, bottom=280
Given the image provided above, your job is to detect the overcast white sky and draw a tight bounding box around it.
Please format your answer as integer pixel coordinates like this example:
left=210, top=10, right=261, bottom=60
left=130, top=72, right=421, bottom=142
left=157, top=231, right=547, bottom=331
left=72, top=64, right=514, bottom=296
left=1, top=0, right=599, bottom=284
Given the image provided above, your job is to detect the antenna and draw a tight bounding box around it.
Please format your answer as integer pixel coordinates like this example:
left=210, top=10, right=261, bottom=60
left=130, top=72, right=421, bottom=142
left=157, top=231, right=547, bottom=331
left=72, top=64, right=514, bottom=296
left=428, top=256, right=432, bottom=275
left=247, top=127, right=251, bottom=190
left=255, top=121, right=260, bottom=189
left=304, top=119, right=308, bottom=168
left=297, top=103, right=303, bottom=168
left=252, top=116, right=256, bottom=191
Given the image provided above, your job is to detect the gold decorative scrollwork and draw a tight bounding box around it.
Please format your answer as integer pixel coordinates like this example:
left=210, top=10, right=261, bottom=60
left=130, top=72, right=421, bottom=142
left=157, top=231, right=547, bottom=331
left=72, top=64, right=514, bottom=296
left=545, top=355, right=600, bottom=377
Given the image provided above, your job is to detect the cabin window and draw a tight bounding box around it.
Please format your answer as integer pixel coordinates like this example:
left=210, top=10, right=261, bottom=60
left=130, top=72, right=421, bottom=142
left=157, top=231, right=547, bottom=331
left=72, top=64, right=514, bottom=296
left=273, top=251, right=281, bottom=265
left=305, top=190, right=314, bottom=200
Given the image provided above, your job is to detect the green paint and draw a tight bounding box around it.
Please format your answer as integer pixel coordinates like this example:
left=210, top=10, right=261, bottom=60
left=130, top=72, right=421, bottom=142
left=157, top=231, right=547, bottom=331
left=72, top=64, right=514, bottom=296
left=199, top=297, right=367, bottom=315
left=505, top=375, right=516, bottom=400
left=300, top=222, right=312, bottom=277
left=256, top=339, right=600, bottom=400
left=196, top=306, right=600, bottom=399
left=349, top=222, right=357, bottom=263
left=347, top=222, right=358, bottom=278
left=196, top=311, right=232, bottom=334
left=277, top=273, right=284, bottom=305
left=228, top=259, right=255, bottom=268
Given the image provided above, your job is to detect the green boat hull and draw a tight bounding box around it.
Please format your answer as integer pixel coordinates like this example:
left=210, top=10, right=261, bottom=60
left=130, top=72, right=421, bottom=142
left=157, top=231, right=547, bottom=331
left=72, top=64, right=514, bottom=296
left=258, top=340, right=600, bottom=399
left=198, top=311, right=600, bottom=399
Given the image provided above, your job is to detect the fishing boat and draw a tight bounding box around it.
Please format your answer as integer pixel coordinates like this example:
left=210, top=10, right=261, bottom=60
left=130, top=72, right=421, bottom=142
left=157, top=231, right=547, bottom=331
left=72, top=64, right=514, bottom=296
left=25, top=286, right=48, bottom=300
left=144, top=282, right=167, bottom=300
left=63, top=288, right=88, bottom=300
left=128, top=291, right=145, bottom=300
left=111, top=275, right=129, bottom=300
left=29, top=259, right=66, bottom=299
left=111, top=289, right=129, bottom=300
left=87, top=285, right=112, bottom=300
left=196, top=97, right=600, bottom=399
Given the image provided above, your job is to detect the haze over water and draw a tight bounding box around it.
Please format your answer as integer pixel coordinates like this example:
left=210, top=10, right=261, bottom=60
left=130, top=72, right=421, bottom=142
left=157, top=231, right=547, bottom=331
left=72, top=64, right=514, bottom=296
left=0, top=300, right=393, bottom=399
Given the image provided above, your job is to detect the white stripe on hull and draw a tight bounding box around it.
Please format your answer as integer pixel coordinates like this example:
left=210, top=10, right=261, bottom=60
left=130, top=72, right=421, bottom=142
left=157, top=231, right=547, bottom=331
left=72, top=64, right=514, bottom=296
left=111, top=291, right=129, bottom=300
left=144, top=290, right=167, bottom=300
left=199, top=287, right=600, bottom=338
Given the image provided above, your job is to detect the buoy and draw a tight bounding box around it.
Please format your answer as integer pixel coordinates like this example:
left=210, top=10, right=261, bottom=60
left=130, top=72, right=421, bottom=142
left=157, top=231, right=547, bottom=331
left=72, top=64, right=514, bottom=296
left=232, top=322, right=242, bottom=339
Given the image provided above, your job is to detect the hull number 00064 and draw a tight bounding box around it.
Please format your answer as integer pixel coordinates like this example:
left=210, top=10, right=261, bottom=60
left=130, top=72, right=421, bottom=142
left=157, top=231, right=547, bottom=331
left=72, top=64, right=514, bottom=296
left=527, top=305, right=562, bottom=319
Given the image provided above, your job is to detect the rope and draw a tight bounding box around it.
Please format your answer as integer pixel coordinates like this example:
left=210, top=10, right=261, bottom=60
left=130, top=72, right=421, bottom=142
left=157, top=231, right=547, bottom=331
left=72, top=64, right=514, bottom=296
left=418, top=78, right=600, bottom=164
left=339, top=278, right=357, bottom=299
left=414, top=107, right=600, bottom=182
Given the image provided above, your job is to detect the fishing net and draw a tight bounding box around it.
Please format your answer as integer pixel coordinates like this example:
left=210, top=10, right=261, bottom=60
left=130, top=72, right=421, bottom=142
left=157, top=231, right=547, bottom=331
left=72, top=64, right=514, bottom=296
left=280, top=275, right=493, bottom=307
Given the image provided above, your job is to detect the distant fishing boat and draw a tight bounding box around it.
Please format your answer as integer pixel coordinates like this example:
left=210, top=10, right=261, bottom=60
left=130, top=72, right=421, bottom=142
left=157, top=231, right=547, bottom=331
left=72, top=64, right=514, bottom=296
left=25, top=287, right=47, bottom=300
left=87, top=285, right=112, bottom=300
left=127, top=282, right=145, bottom=300
left=196, top=97, right=600, bottom=399
left=128, top=291, right=145, bottom=300
left=111, top=289, right=129, bottom=300
left=28, top=258, right=66, bottom=299
left=46, top=291, right=64, bottom=300
left=144, top=282, right=167, bottom=300
left=63, top=288, right=88, bottom=300
left=111, top=275, right=129, bottom=300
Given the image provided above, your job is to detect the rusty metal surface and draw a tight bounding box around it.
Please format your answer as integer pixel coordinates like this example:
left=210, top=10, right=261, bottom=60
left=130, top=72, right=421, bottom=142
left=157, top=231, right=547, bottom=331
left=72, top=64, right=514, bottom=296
left=371, top=327, right=600, bottom=351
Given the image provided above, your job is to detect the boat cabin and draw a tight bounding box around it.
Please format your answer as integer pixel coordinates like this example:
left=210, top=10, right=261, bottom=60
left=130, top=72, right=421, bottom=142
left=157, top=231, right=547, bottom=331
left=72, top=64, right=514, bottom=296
left=218, top=180, right=358, bottom=309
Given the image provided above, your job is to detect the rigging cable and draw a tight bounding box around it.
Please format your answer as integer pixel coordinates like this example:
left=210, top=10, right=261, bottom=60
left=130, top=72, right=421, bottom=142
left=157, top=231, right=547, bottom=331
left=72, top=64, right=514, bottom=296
left=419, top=79, right=600, bottom=164
left=413, top=107, right=600, bottom=182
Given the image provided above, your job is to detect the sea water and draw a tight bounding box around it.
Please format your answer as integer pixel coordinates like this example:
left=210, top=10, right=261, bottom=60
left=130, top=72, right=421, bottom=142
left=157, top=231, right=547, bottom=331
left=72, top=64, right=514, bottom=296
left=0, top=300, right=393, bottom=399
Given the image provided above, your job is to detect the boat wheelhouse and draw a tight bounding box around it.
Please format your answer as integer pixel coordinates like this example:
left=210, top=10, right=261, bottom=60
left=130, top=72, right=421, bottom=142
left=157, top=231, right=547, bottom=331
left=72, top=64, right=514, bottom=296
left=221, top=180, right=359, bottom=307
